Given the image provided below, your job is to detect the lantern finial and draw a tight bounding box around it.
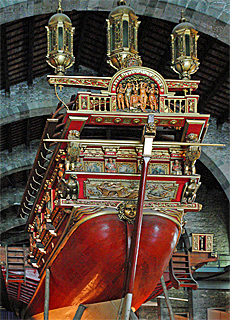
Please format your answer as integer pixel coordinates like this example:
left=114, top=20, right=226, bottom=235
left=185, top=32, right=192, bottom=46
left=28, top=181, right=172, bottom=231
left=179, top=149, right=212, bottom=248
left=106, top=2, right=142, bottom=70
left=58, top=0, right=62, bottom=13
left=45, top=1, right=75, bottom=75
left=180, top=9, right=186, bottom=23
left=171, top=12, right=199, bottom=79
left=117, top=0, right=126, bottom=5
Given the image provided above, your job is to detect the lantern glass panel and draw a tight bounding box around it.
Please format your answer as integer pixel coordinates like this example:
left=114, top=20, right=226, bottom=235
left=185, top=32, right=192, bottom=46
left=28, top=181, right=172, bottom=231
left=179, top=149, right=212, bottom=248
left=49, top=31, right=52, bottom=52
left=123, top=20, right=128, bottom=47
left=58, top=26, right=64, bottom=51
left=174, top=37, right=179, bottom=60
left=185, top=34, right=190, bottom=56
left=111, top=24, right=115, bottom=51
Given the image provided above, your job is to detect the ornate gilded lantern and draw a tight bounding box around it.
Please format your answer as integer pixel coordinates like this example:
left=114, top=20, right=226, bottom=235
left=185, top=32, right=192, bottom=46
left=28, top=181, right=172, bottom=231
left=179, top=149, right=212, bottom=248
left=106, top=0, right=142, bottom=70
left=171, top=11, right=199, bottom=79
left=46, top=0, right=75, bottom=75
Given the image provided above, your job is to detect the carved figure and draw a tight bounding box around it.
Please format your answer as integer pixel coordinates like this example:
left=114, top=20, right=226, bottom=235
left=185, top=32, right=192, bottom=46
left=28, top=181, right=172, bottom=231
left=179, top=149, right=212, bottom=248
left=147, top=83, right=158, bottom=111
left=145, top=121, right=156, bottom=137
left=182, top=179, right=201, bottom=203
left=124, top=82, right=134, bottom=108
left=116, top=83, right=125, bottom=110
left=184, top=133, right=201, bottom=175
left=66, top=130, right=80, bottom=171
left=139, top=81, right=148, bottom=111
left=55, top=178, right=67, bottom=199
left=172, top=160, right=182, bottom=175
left=57, top=163, right=65, bottom=179
left=66, top=175, right=79, bottom=200
left=105, top=158, right=117, bottom=173
left=118, top=201, right=137, bottom=224
left=130, top=90, right=141, bottom=110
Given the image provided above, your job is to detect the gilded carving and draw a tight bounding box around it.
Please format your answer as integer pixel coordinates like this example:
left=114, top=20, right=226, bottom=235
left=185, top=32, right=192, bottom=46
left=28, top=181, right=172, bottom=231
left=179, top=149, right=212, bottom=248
left=192, top=233, right=213, bottom=252
left=48, top=76, right=111, bottom=89
left=182, top=179, right=201, bottom=203
left=145, top=121, right=157, bottom=137
left=66, top=175, right=79, bottom=200
left=117, top=201, right=137, bottom=224
left=184, top=133, right=201, bottom=175
left=83, top=147, right=104, bottom=158
left=115, top=76, right=159, bottom=112
left=117, top=148, right=137, bottom=159
left=84, top=179, right=178, bottom=201
left=66, top=130, right=80, bottom=171
left=55, top=175, right=79, bottom=201
left=154, top=208, right=184, bottom=224
left=152, top=150, right=170, bottom=160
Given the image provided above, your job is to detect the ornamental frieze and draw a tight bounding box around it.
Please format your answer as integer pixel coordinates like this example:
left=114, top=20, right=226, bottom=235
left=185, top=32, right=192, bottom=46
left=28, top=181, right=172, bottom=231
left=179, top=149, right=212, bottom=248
left=84, top=179, right=178, bottom=201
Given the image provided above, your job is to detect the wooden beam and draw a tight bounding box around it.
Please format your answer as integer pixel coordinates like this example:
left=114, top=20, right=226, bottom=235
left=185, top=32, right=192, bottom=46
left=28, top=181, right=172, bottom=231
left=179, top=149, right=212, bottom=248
left=73, top=13, right=88, bottom=73
left=198, top=64, right=229, bottom=114
left=27, top=16, right=35, bottom=86
left=1, top=25, right=10, bottom=96
left=26, top=118, right=31, bottom=147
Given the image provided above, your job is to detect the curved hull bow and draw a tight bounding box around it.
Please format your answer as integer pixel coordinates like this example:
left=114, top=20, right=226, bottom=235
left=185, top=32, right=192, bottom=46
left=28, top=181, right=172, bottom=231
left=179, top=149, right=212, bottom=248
left=26, top=209, right=180, bottom=318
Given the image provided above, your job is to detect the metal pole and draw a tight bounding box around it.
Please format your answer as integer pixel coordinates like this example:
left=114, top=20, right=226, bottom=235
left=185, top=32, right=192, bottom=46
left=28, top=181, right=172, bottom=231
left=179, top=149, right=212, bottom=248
left=73, top=305, right=87, bottom=320
left=120, top=135, right=153, bottom=320
left=160, top=275, right=175, bottom=320
left=44, top=268, right=50, bottom=320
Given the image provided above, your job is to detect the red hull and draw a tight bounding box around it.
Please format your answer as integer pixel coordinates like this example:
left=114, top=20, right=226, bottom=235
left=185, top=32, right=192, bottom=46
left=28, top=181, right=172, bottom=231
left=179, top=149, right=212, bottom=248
left=26, top=212, right=179, bottom=317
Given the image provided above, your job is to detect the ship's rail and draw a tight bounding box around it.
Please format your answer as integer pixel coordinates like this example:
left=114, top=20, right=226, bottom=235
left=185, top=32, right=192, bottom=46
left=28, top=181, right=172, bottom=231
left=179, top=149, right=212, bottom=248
left=76, top=91, right=198, bottom=113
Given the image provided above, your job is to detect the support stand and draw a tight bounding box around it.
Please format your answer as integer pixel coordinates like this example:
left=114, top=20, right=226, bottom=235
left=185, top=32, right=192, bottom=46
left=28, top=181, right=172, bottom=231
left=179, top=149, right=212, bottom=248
left=160, top=275, right=175, bottom=320
left=119, top=115, right=156, bottom=320
left=73, top=304, right=87, bottom=320
left=44, top=269, right=50, bottom=320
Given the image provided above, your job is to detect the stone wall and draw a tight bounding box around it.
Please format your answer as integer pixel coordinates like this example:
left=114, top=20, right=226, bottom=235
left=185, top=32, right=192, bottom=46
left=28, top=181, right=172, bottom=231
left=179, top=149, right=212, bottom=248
left=193, top=289, right=230, bottom=320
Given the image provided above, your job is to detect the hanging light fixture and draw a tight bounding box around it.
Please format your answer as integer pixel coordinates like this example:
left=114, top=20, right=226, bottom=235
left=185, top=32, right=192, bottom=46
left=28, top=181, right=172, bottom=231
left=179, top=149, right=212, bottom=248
left=106, top=0, right=142, bottom=70
left=171, top=10, right=199, bottom=79
left=46, top=0, right=75, bottom=75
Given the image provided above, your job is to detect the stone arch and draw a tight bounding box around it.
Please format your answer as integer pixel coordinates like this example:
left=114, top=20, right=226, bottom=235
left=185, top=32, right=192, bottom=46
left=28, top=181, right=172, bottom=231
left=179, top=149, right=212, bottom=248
left=0, top=1, right=229, bottom=45
left=200, top=151, right=229, bottom=202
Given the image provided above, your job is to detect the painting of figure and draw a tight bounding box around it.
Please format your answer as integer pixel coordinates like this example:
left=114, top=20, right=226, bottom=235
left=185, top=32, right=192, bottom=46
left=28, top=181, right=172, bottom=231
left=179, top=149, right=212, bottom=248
left=84, top=161, right=104, bottom=173
left=149, top=163, right=169, bottom=175
left=105, top=158, right=117, bottom=173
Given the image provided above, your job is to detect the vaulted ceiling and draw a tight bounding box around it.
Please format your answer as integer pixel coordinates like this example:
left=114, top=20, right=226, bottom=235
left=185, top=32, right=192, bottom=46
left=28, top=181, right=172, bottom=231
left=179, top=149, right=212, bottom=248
left=1, top=10, right=229, bottom=124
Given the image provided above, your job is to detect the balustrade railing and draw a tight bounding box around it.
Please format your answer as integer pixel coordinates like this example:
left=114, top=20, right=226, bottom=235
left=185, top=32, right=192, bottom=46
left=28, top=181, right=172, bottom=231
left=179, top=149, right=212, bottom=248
left=76, top=92, right=198, bottom=113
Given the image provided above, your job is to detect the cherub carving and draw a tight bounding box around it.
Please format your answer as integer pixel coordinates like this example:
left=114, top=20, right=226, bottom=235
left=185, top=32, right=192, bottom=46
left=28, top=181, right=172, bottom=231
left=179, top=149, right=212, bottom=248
left=117, top=201, right=137, bottom=224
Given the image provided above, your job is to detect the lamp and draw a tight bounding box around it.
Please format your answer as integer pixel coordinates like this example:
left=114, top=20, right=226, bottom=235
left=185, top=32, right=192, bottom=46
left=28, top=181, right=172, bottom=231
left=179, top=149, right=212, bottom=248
left=171, top=10, right=199, bottom=79
left=106, top=0, right=142, bottom=70
left=46, top=0, right=75, bottom=75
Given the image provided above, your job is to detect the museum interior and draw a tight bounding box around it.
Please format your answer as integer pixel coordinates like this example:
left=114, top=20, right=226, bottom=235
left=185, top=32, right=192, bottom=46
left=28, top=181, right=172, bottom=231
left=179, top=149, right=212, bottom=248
left=0, top=0, right=229, bottom=319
